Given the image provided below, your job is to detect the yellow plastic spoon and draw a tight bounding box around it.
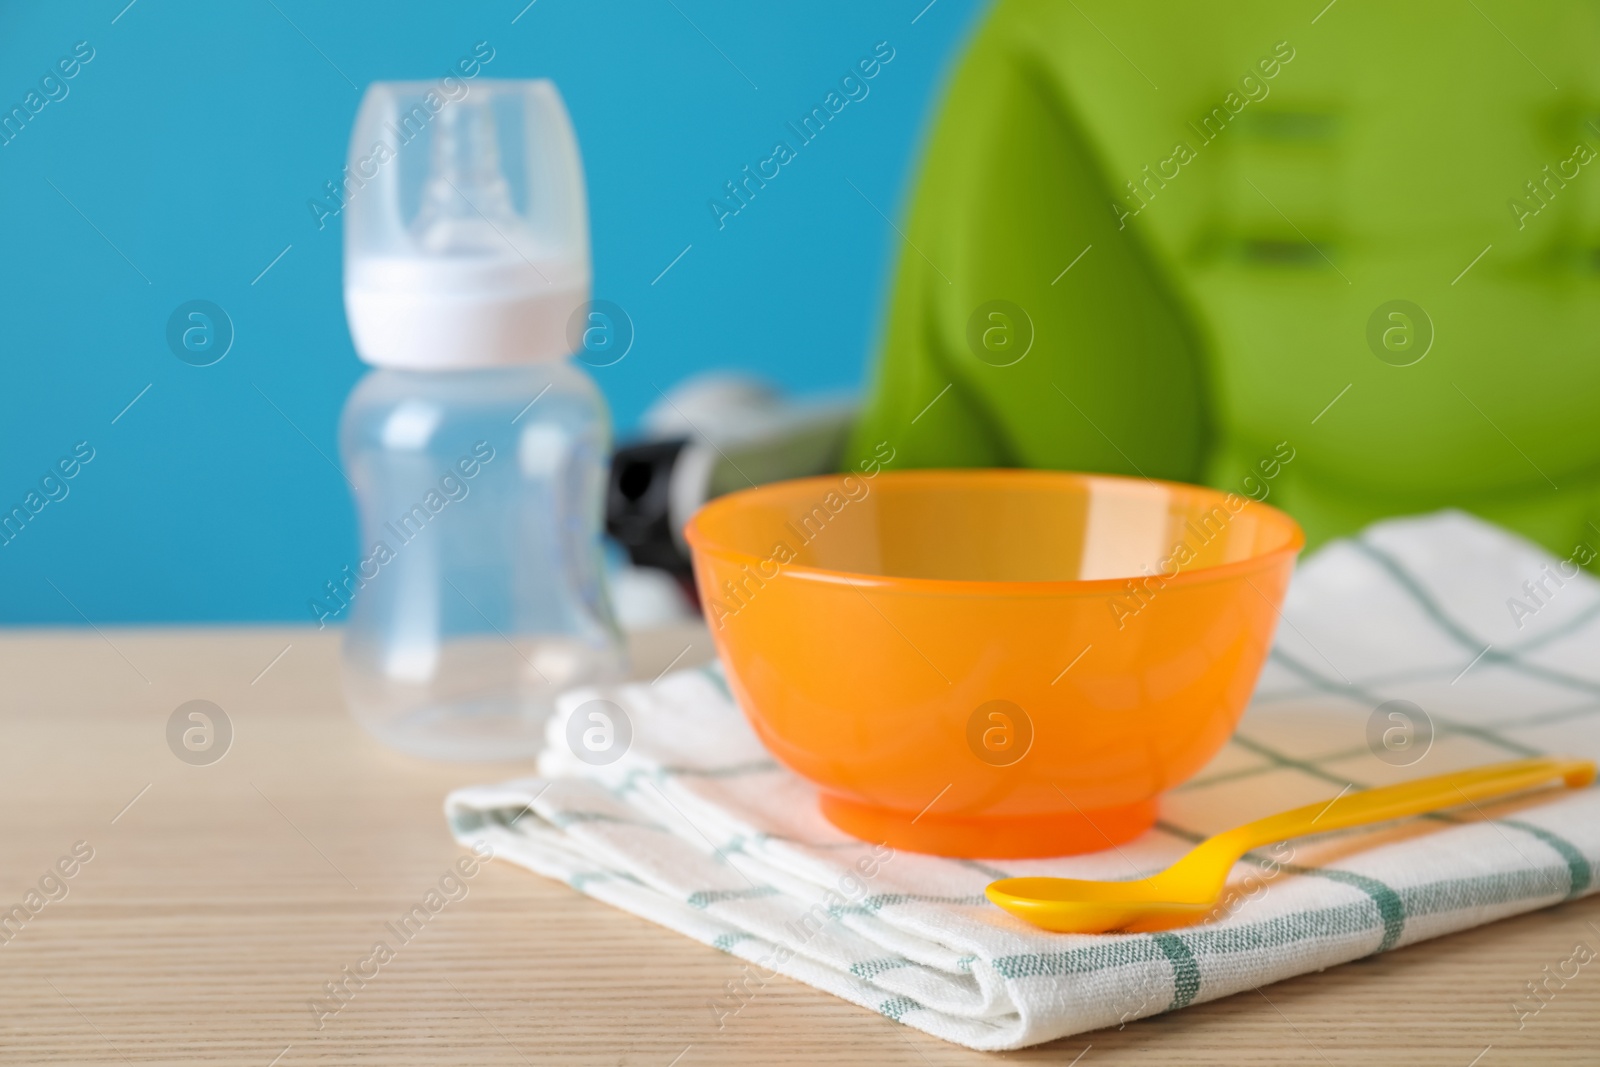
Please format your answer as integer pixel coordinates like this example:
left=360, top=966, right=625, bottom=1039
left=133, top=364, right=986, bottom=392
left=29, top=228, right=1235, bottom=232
left=986, top=756, right=1595, bottom=935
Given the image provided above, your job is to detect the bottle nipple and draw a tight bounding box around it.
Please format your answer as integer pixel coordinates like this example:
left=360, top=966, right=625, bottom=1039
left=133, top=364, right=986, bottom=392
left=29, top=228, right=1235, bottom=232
left=410, top=99, right=524, bottom=256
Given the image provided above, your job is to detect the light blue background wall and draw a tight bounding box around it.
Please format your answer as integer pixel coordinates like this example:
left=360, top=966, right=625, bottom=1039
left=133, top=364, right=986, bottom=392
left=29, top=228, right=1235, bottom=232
left=0, top=0, right=984, bottom=624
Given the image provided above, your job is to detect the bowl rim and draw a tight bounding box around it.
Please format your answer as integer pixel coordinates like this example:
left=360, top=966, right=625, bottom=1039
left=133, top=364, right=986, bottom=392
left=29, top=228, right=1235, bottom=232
left=682, top=468, right=1305, bottom=598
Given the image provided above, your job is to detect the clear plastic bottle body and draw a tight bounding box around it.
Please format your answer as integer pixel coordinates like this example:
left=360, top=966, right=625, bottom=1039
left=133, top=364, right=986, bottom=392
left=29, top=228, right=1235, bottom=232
left=337, top=361, right=625, bottom=760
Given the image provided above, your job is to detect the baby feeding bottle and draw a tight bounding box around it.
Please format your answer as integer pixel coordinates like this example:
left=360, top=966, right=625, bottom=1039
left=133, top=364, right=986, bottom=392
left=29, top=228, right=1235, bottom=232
left=337, top=79, right=625, bottom=759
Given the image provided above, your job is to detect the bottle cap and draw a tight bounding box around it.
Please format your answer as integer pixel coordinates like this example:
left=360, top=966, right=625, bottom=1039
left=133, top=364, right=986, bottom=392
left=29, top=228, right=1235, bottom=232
left=344, top=79, right=589, bottom=369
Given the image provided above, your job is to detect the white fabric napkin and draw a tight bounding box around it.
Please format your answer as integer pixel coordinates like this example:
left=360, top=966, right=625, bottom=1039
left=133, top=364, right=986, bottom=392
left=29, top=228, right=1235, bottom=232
left=446, top=511, right=1600, bottom=1050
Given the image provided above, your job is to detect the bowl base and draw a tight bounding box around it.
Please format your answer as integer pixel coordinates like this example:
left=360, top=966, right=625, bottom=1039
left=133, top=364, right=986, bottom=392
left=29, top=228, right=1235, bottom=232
left=818, top=794, right=1158, bottom=859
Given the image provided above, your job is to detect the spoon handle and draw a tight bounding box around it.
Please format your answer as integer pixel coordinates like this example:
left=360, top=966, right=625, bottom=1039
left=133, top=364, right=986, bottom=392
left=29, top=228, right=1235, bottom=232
left=1203, top=757, right=1594, bottom=865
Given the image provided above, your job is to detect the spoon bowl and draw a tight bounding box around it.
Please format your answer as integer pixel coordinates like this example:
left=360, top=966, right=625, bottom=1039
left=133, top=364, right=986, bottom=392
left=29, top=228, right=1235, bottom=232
left=985, top=875, right=1217, bottom=934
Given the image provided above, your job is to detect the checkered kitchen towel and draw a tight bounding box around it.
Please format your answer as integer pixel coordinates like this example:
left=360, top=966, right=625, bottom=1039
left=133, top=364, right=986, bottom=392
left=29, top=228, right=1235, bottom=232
left=446, top=511, right=1600, bottom=1050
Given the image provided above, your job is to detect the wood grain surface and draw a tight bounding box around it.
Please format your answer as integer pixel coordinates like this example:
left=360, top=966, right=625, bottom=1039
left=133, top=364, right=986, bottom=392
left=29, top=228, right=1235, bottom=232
left=2, top=626, right=1597, bottom=1065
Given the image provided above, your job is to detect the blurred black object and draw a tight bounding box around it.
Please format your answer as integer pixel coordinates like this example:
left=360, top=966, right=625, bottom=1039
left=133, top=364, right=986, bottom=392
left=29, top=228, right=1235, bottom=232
left=605, top=376, right=855, bottom=583
left=607, top=437, right=693, bottom=577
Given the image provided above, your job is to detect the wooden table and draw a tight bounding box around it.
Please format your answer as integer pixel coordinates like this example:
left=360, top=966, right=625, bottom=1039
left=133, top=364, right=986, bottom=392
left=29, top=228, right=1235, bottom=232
left=3, top=626, right=1597, bottom=1065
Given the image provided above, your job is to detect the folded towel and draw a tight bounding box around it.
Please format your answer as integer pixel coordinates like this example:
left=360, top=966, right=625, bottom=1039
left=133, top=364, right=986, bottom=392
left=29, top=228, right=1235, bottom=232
left=445, top=511, right=1600, bottom=1050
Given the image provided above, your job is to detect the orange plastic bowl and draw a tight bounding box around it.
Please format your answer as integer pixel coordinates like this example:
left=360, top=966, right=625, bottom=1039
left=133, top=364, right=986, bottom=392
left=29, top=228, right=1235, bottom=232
left=684, top=469, right=1303, bottom=859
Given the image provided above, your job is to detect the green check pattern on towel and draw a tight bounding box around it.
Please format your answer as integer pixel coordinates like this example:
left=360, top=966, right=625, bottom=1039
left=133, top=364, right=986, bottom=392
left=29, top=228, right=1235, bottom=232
left=445, top=512, right=1600, bottom=1050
